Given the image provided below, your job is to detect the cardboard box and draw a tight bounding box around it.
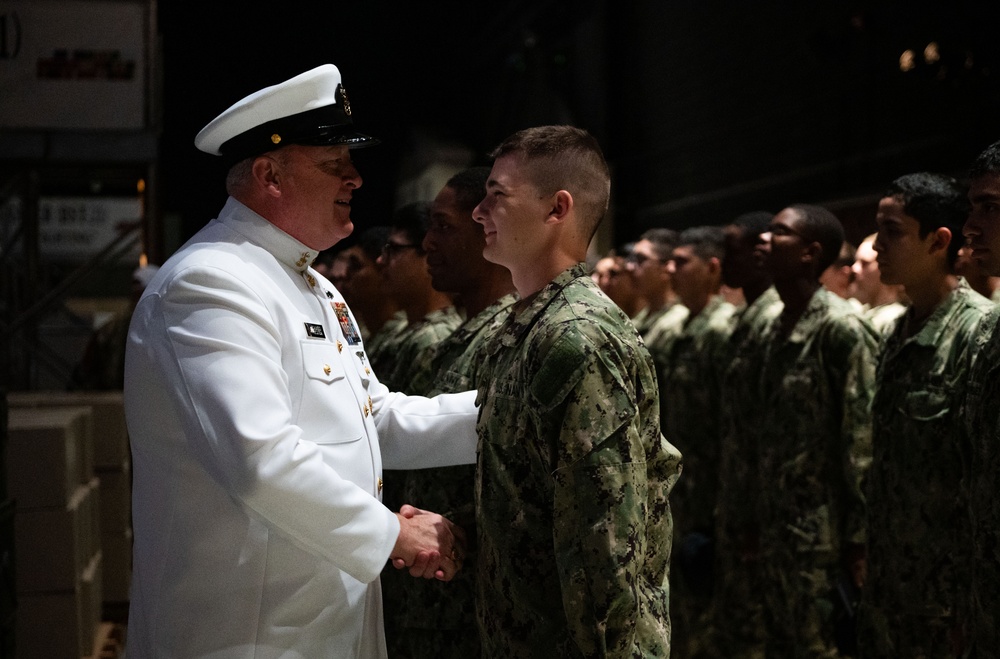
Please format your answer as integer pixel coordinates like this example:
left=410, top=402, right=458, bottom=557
left=7, top=390, right=128, bottom=468
left=101, top=528, right=133, bottom=604
left=16, top=551, right=103, bottom=659
left=14, top=479, right=99, bottom=593
left=7, top=406, right=93, bottom=508
left=96, top=460, right=131, bottom=534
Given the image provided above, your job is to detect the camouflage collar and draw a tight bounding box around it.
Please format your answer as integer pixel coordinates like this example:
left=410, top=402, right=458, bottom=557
left=496, top=263, right=588, bottom=349
left=899, top=280, right=978, bottom=348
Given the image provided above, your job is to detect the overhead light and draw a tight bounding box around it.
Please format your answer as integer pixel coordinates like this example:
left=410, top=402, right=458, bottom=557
left=924, top=42, right=940, bottom=64
left=899, top=50, right=915, bottom=72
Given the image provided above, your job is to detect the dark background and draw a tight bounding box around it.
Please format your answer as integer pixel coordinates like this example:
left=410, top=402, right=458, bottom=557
left=157, top=0, right=1000, bottom=250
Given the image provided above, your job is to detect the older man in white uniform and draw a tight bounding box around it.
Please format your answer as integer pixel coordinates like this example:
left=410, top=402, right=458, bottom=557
left=124, top=64, right=477, bottom=658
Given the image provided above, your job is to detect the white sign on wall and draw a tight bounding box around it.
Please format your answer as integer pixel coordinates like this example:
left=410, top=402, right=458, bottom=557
left=0, top=0, right=146, bottom=129
left=37, top=196, right=141, bottom=261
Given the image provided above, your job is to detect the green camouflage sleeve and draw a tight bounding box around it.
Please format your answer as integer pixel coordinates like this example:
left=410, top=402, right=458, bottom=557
left=838, top=321, right=877, bottom=546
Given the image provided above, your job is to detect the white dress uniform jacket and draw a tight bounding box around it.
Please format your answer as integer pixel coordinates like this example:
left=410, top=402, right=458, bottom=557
left=124, top=197, right=478, bottom=658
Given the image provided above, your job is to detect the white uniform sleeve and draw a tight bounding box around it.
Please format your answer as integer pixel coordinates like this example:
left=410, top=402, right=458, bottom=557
left=373, top=385, right=479, bottom=469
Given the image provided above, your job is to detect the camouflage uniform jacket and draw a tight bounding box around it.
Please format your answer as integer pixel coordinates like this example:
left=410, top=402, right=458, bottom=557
left=863, top=301, right=908, bottom=339
left=651, top=295, right=736, bottom=537
left=716, top=287, right=783, bottom=554
left=756, top=287, right=877, bottom=561
left=406, top=293, right=519, bottom=397
left=376, top=306, right=461, bottom=392
left=365, top=310, right=408, bottom=376
left=632, top=302, right=682, bottom=342
left=965, top=305, right=1000, bottom=652
left=642, top=303, right=690, bottom=350
left=475, top=264, right=683, bottom=658
left=866, top=282, right=992, bottom=617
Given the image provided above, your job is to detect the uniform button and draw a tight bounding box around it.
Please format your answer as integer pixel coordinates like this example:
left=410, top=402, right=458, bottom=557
left=377, top=478, right=383, bottom=493
left=337, top=340, right=343, bottom=352
left=323, top=364, right=331, bottom=375
left=365, top=367, right=370, bottom=375
left=363, top=404, right=370, bottom=417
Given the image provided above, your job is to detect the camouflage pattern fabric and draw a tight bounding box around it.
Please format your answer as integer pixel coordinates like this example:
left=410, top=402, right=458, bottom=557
left=365, top=310, right=408, bottom=377
left=710, top=287, right=783, bottom=659
left=651, top=295, right=736, bottom=539
left=633, top=302, right=683, bottom=342
left=858, top=283, right=992, bottom=659
left=755, top=287, right=877, bottom=658
left=649, top=295, right=735, bottom=659
left=475, top=264, right=682, bottom=658
left=375, top=306, right=461, bottom=392
left=861, top=301, right=907, bottom=339
left=642, top=303, right=690, bottom=350
left=406, top=293, right=519, bottom=397
left=378, top=305, right=461, bottom=652
left=964, top=306, right=1000, bottom=657
left=382, top=293, right=518, bottom=659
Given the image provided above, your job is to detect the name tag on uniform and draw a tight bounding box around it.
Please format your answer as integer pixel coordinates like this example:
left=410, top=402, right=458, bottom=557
left=332, top=302, right=362, bottom=345
left=304, top=323, right=326, bottom=339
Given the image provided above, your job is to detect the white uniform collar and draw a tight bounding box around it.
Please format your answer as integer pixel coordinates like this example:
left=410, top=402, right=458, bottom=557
left=217, top=196, right=320, bottom=272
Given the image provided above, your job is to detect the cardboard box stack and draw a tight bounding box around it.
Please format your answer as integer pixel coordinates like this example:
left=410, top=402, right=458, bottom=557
left=7, top=405, right=102, bottom=658
left=7, top=392, right=132, bottom=608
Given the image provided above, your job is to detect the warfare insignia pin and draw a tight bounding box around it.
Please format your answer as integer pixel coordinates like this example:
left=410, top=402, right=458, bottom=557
left=338, top=84, right=352, bottom=116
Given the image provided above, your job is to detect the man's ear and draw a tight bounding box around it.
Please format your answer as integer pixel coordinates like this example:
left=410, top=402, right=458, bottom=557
left=545, top=190, right=574, bottom=225
left=252, top=155, right=283, bottom=198
left=707, top=256, right=722, bottom=276
left=929, top=226, right=952, bottom=256
left=803, top=240, right=823, bottom=270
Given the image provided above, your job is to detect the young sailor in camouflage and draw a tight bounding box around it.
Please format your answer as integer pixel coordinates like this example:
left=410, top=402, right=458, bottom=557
left=756, top=205, right=878, bottom=658
left=961, top=140, right=1000, bottom=656
left=859, top=173, right=992, bottom=659
left=472, top=126, right=682, bottom=658
left=648, top=226, right=735, bottom=659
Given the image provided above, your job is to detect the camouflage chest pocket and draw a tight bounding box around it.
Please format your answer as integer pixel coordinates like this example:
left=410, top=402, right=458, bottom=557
left=477, top=377, right=530, bottom=449
left=299, top=341, right=366, bottom=444
left=779, top=360, right=823, bottom=407
left=898, top=387, right=951, bottom=422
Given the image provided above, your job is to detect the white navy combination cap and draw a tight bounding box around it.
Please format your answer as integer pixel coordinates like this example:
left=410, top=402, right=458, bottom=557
left=194, top=64, right=379, bottom=164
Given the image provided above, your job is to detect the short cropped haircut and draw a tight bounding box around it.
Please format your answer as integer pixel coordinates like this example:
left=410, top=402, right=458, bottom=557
left=729, top=211, right=773, bottom=239
left=677, top=225, right=726, bottom=262
left=970, top=139, right=1000, bottom=180
left=885, top=172, right=969, bottom=266
left=390, top=202, right=432, bottom=252
left=788, top=204, right=845, bottom=273
left=489, top=125, right=611, bottom=241
left=639, top=228, right=679, bottom=260
left=225, top=157, right=255, bottom=196
left=445, top=166, right=491, bottom=215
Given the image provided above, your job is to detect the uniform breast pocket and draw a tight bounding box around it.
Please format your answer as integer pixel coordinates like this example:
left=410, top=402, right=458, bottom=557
left=477, top=379, right=527, bottom=449
left=299, top=341, right=366, bottom=444
left=781, top=364, right=821, bottom=405
left=900, top=387, right=951, bottom=422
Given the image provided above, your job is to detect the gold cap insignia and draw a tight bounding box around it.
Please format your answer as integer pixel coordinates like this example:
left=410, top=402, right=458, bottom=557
left=271, top=134, right=282, bottom=145
left=338, top=85, right=352, bottom=117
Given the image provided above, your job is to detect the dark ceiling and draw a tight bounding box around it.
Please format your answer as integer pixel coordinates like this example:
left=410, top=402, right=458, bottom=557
left=157, top=1, right=1000, bottom=248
